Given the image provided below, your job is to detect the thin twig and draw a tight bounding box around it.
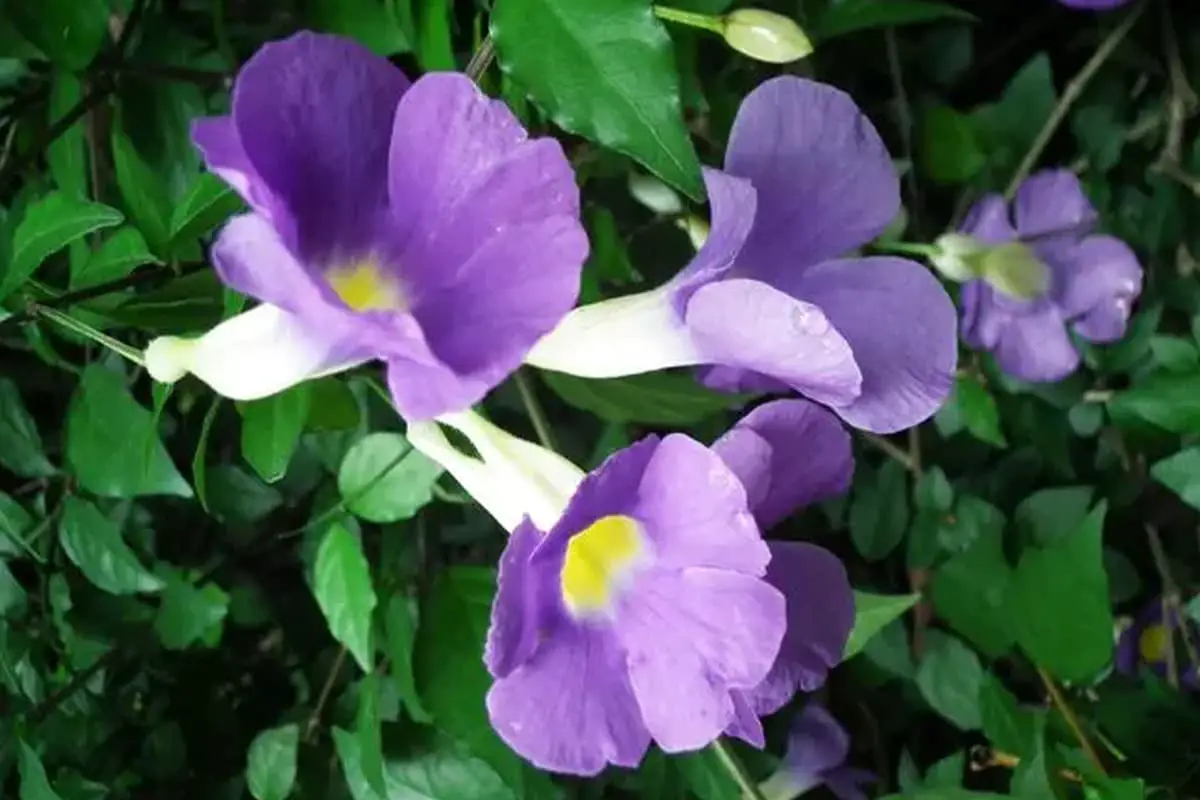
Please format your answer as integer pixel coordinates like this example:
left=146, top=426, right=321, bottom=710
left=1037, top=667, right=1105, bottom=774
left=861, top=433, right=917, bottom=473
left=884, top=28, right=922, bottom=237
left=306, top=646, right=349, bottom=741
left=1154, top=0, right=1196, bottom=167
left=709, top=739, right=766, bottom=800
left=515, top=369, right=557, bottom=451
left=1145, top=524, right=1200, bottom=676
left=1004, top=0, right=1147, bottom=198
left=465, top=35, right=496, bottom=83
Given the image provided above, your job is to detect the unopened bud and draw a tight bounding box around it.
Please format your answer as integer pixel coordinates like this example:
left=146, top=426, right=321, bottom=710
left=722, top=9, right=813, bottom=64
left=929, top=233, right=986, bottom=283
left=628, top=172, right=684, bottom=217
left=145, top=336, right=197, bottom=384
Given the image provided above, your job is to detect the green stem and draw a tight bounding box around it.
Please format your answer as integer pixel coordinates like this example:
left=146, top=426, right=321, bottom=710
left=31, top=305, right=144, bottom=366
left=653, top=5, right=725, bottom=35
left=465, top=35, right=496, bottom=83
left=710, top=739, right=768, bottom=800
left=515, top=369, right=557, bottom=452
left=872, top=240, right=938, bottom=258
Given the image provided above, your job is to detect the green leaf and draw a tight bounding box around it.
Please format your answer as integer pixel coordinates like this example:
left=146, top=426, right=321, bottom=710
left=47, top=71, right=87, bottom=198
left=1015, top=486, right=1094, bottom=546
left=192, top=398, right=222, bottom=513
left=955, top=376, right=1006, bottom=446
left=850, top=460, right=910, bottom=561
left=916, top=630, right=983, bottom=730
left=1109, top=371, right=1200, bottom=433
left=207, top=465, right=284, bottom=524
left=337, top=432, right=442, bottom=523
left=307, top=0, right=411, bottom=56
left=7, top=0, right=107, bottom=69
left=416, top=567, right=539, bottom=797
left=542, top=371, right=746, bottom=425
left=815, top=0, right=976, bottom=40
left=384, top=593, right=432, bottom=723
left=919, top=104, right=984, bottom=184
left=246, top=724, right=300, bottom=800
left=168, top=172, right=244, bottom=253
left=930, top=528, right=1013, bottom=657
left=4, top=193, right=123, bottom=300
left=111, top=126, right=173, bottom=257
left=673, top=749, right=740, bottom=800
left=979, top=673, right=1038, bottom=756
left=73, top=226, right=161, bottom=289
left=973, top=54, right=1056, bottom=175
left=18, top=738, right=64, bottom=800
left=0, top=560, right=27, bottom=619
left=492, top=0, right=703, bottom=200
left=58, top=497, right=165, bottom=596
left=842, top=591, right=920, bottom=661
left=356, top=672, right=387, bottom=798
left=415, top=0, right=455, bottom=70
left=0, top=378, right=54, bottom=478
left=312, top=522, right=378, bottom=672
left=0, top=492, right=36, bottom=560
left=1152, top=447, right=1200, bottom=510
left=1008, top=503, right=1113, bottom=682
left=240, top=385, right=312, bottom=483
left=66, top=365, right=193, bottom=499
left=154, top=573, right=230, bottom=650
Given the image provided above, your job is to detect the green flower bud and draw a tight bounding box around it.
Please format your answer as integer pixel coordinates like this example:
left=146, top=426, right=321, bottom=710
left=721, top=9, right=813, bottom=64
left=628, top=172, right=684, bottom=216
left=929, top=233, right=987, bottom=283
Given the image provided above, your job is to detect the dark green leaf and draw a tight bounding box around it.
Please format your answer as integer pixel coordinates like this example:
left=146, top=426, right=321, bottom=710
left=58, top=497, right=164, bottom=595
left=111, top=127, right=173, bottom=257
left=47, top=71, right=86, bottom=198
left=384, top=593, right=431, bottom=723
left=919, top=104, right=984, bottom=184
left=0, top=492, right=36, bottom=559
left=246, top=724, right=299, bottom=800
left=930, top=528, right=1013, bottom=657
left=842, top=591, right=920, bottom=661
left=1152, top=447, right=1200, bottom=510
left=415, top=0, right=455, bottom=70
left=1109, top=371, right=1200, bottom=433
left=1015, top=486, right=1093, bottom=546
left=18, top=738, right=64, bottom=800
left=953, top=376, right=1006, bottom=447
left=356, top=672, right=386, bottom=798
left=240, top=385, right=312, bottom=484
left=168, top=173, right=244, bottom=253
left=543, top=370, right=747, bottom=426
left=154, top=573, right=230, bottom=650
left=66, top=365, right=193, bottom=499
left=979, top=673, right=1037, bottom=756
left=7, top=0, right=107, bottom=69
left=207, top=465, right=284, bottom=524
left=4, top=193, right=123, bottom=300
left=850, top=460, right=910, bottom=561
left=74, top=226, right=161, bottom=289
left=673, top=749, right=739, bottom=800
left=815, top=0, right=976, bottom=40
left=306, top=0, right=411, bottom=56
left=0, top=378, right=54, bottom=477
left=337, top=432, right=442, bottom=523
left=1008, top=503, right=1113, bottom=682
left=492, top=0, right=703, bottom=199
left=916, top=631, right=983, bottom=730
left=0, top=559, right=27, bottom=619
left=312, top=521, right=378, bottom=672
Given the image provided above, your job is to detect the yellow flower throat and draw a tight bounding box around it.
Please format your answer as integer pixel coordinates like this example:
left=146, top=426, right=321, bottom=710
left=560, top=515, right=645, bottom=616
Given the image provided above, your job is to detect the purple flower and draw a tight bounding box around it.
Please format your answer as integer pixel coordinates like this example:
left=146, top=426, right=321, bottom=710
left=527, top=76, right=958, bottom=434
left=758, top=704, right=876, bottom=800
left=959, top=170, right=1142, bottom=383
left=406, top=400, right=856, bottom=775
left=1115, top=596, right=1200, bottom=689
left=144, top=32, right=587, bottom=420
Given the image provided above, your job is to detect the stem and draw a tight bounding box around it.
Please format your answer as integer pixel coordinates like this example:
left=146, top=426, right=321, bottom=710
left=860, top=432, right=918, bottom=472
left=871, top=240, right=938, bottom=258
left=710, top=739, right=767, bottom=800
left=1036, top=667, right=1105, bottom=774
left=515, top=369, right=557, bottom=452
left=653, top=5, right=725, bottom=35
left=1004, top=0, right=1146, bottom=198
left=30, top=304, right=145, bottom=366
left=465, top=35, right=497, bottom=83
left=306, top=646, right=349, bottom=741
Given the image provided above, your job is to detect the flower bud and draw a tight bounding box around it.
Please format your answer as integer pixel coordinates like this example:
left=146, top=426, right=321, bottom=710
left=628, top=172, right=684, bottom=216
left=929, top=233, right=986, bottom=283
left=145, top=336, right=196, bottom=383
left=722, top=9, right=813, bottom=64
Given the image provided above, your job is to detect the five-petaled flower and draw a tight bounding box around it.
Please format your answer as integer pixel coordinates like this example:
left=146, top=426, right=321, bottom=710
left=525, top=76, right=958, bottom=434
left=407, top=399, right=855, bottom=775
left=959, top=170, right=1143, bottom=383
left=145, top=32, right=587, bottom=421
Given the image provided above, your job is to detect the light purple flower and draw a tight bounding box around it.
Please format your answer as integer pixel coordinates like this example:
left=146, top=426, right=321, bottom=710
left=527, top=76, right=958, bottom=434
left=406, top=400, right=856, bottom=775
left=758, top=704, right=877, bottom=800
left=959, top=170, right=1143, bottom=383
left=145, top=32, right=587, bottom=420
left=1114, top=596, right=1200, bottom=689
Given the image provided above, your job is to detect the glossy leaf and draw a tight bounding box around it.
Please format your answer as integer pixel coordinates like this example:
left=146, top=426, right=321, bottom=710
left=842, top=591, right=920, bottom=661
left=240, top=385, right=312, bottom=484
left=58, top=497, right=165, bottom=595
left=4, top=193, right=123, bottom=300
left=0, top=378, right=53, bottom=478
left=246, top=724, right=300, bottom=800
left=337, top=432, right=442, bottom=523
left=542, top=371, right=748, bottom=426
left=312, top=521, right=378, bottom=672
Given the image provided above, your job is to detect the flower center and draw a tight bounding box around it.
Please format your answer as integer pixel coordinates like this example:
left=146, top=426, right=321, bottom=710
left=327, top=259, right=406, bottom=312
left=560, top=514, right=646, bottom=616
left=1139, top=623, right=1171, bottom=664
